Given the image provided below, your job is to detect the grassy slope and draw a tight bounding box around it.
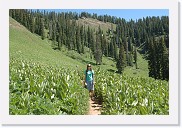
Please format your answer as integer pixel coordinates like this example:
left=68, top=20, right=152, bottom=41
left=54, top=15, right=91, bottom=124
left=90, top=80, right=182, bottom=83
left=77, top=18, right=116, bottom=34
left=10, top=17, right=148, bottom=78
left=9, top=17, right=116, bottom=76
left=77, top=17, right=149, bottom=77
left=10, top=18, right=82, bottom=69
left=124, top=52, right=149, bottom=78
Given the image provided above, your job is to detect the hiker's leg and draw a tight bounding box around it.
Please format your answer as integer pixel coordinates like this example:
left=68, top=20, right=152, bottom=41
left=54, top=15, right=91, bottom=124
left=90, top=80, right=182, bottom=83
left=91, top=81, right=94, bottom=98
left=90, top=90, right=95, bottom=101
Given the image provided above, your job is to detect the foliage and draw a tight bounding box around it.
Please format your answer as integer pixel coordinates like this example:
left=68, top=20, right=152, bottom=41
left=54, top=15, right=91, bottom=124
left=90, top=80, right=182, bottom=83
left=9, top=10, right=169, bottom=78
left=94, top=68, right=169, bottom=115
left=10, top=59, right=89, bottom=115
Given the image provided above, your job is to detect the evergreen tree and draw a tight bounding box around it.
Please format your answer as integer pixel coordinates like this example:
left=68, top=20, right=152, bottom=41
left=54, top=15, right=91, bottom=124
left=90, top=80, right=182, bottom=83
left=80, top=25, right=85, bottom=53
left=76, top=26, right=81, bottom=54
left=48, top=21, right=53, bottom=40
left=116, top=44, right=125, bottom=74
left=125, top=39, right=129, bottom=66
left=94, top=31, right=102, bottom=64
left=155, top=39, right=161, bottom=79
left=40, top=18, right=45, bottom=40
left=134, top=45, right=138, bottom=69
left=109, top=39, right=114, bottom=58
left=128, top=52, right=133, bottom=66
left=161, top=38, right=169, bottom=80
left=148, top=37, right=157, bottom=78
left=113, top=37, right=118, bottom=60
left=160, top=37, right=169, bottom=80
left=30, top=15, right=35, bottom=33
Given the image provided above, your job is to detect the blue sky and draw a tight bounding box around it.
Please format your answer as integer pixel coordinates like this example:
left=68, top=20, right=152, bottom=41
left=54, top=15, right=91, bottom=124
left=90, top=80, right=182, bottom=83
left=41, top=9, right=168, bottom=21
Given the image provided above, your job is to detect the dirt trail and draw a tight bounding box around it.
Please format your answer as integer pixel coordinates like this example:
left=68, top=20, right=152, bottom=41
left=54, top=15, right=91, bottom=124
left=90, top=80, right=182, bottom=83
left=88, top=98, right=102, bottom=115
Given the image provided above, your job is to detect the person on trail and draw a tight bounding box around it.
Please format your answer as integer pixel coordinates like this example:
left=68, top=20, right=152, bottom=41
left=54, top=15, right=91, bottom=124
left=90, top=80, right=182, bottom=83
left=84, top=64, right=95, bottom=101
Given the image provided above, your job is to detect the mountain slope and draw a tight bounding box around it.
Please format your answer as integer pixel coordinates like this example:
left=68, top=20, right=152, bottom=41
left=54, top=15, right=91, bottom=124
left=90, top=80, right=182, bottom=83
left=9, top=17, right=117, bottom=73
left=10, top=16, right=149, bottom=77
left=77, top=17, right=116, bottom=33
left=10, top=17, right=85, bottom=69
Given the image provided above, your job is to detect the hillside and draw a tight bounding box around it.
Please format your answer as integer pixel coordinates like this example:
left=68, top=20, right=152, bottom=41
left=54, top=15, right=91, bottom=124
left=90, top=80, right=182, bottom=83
left=77, top=17, right=116, bottom=33
left=9, top=17, right=116, bottom=73
left=9, top=17, right=169, bottom=115
left=10, top=16, right=149, bottom=77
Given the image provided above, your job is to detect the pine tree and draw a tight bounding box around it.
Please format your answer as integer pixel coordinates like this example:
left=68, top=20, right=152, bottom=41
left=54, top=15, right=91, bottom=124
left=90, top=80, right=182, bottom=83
left=80, top=25, right=85, bottom=53
left=125, top=39, right=129, bottom=66
left=94, top=31, right=102, bottom=64
left=109, top=39, right=114, bottom=58
left=160, top=37, right=169, bottom=80
left=148, top=37, right=157, bottom=78
left=155, top=39, right=161, bottom=79
left=90, top=29, right=95, bottom=54
left=116, top=44, right=125, bottom=74
left=40, top=18, right=45, bottom=40
left=49, top=21, right=53, bottom=40
left=128, top=52, right=133, bottom=66
left=113, top=37, right=118, bottom=60
left=30, top=15, right=35, bottom=33
left=134, top=45, right=138, bottom=69
left=103, top=35, right=108, bottom=57
left=76, top=25, right=81, bottom=54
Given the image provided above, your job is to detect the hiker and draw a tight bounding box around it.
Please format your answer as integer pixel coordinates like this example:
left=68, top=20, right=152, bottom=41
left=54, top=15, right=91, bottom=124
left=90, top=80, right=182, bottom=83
left=84, top=64, right=95, bottom=101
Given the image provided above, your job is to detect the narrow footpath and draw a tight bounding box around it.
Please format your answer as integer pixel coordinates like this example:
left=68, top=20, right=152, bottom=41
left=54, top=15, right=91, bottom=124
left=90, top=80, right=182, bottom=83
left=88, top=98, right=102, bottom=115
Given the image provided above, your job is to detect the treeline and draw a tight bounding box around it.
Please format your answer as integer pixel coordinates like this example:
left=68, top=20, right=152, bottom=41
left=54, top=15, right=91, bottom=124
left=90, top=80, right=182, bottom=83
left=9, top=9, right=105, bottom=64
left=112, top=15, right=169, bottom=80
left=9, top=9, right=169, bottom=80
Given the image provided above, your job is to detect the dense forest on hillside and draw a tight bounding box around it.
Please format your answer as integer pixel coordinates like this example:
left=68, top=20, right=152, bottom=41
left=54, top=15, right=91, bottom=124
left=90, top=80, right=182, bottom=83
left=9, top=9, right=169, bottom=80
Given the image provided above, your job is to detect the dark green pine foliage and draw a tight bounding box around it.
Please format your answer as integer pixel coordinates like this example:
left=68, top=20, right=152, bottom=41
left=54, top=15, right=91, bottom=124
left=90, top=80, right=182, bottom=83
left=52, top=21, right=57, bottom=49
left=94, top=31, right=102, bottom=65
left=76, top=25, right=81, bottom=54
left=89, top=29, right=95, bottom=54
left=103, top=34, right=108, bottom=57
left=160, top=37, right=169, bottom=80
left=116, top=44, right=125, bottom=74
left=109, top=39, right=114, bottom=58
left=71, top=20, right=77, bottom=50
left=113, top=36, right=118, bottom=60
left=66, top=19, right=71, bottom=50
left=125, top=39, right=129, bottom=66
left=80, top=25, right=85, bottom=53
left=155, top=39, right=161, bottom=79
left=128, top=52, right=133, bottom=66
left=40, top=18, right=45, bottom=40
left=48, top=21, right=53, bottom=40
left=148, top=36, right=157, bottom=78
left=134, top=45, right=138, bottom=69
left=30, top=14, right=35, bottom=33
left=57, top=22, right=62, bottom=49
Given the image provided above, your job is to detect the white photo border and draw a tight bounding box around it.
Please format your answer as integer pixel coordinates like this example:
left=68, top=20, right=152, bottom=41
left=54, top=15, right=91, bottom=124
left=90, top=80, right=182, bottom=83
left=0, top=0, right=179, bottom=125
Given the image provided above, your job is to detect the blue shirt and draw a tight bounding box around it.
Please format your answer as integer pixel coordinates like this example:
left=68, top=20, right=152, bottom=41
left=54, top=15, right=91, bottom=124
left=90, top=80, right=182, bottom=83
left=84, top=70, right=94, bottom=81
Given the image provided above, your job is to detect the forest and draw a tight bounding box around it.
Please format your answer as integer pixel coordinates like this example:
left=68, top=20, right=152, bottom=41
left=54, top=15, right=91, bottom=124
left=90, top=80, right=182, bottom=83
left=9, top=9, right=169, bottom=80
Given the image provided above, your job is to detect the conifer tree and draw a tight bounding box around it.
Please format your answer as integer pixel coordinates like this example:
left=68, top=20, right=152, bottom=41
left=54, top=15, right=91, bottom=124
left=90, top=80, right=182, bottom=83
left=134, top=45, right=138, bottom=69
left=94, top=31, right=102, bottom=64
left=160, top=37, right=169, bottom=80
left=116, top=44, right=125, bottom=74
left=76, top=26, right=81, bottom=54
left=40, top=18, right=45, bottom=40
left=148, top=37, right=157, bottom=78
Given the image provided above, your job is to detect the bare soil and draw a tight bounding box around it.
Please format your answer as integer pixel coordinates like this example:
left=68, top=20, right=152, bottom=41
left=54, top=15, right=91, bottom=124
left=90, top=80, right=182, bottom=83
left=88, top=98, right=102, bottom=115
